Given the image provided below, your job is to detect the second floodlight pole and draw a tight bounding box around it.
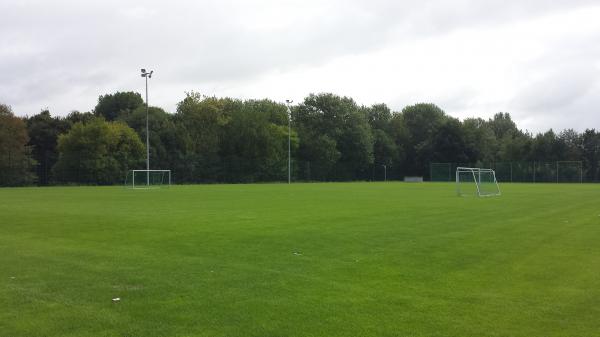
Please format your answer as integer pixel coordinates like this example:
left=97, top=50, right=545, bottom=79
left=286, top=100, right=293, bottom=184
left=145, top=75, right=149, bottom=186
left=141, top=68, right=153, bottom=186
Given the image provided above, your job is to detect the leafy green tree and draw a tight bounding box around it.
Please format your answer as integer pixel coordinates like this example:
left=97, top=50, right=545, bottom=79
left=219, top=99, right=298, bottom=182
left=296, top=132, right=340, bottom=181
left=497, top=132, right=532, bottom=162
left=365, top=104, right=398, bottom=179
left=530, top=130, right=560, bottom=161
left=94, top=91, right=144, bottom=121
left=488, top=112, right=519, bottom=139
left=388, top=113, right=409, bottom=175
left=53, top=118, right=144, bottom=184
left=370, top=129, right=396, bottom=180
left=398, top=103, right=447, bottom=175
left=26, top=110, right=70, bottom=185
left=336, top=110, right=374, bottom=179
left=295, top=93, right=373, bottom=180
left=174, top=93, right=232, bottom=182
left=119, top=105, right=185, bottom=177
left=461, top=118, right=497, bottom=163
left=582, top=129, right=600, bottom=181
left=9, top=91, right=599, bottom=184
left=367, top=103, right=393, bottom=131
left=66, top=111, right=95, bottom=124
left=372, top=129, right=397, bottom=166
left=0, top=104, right=36, bottom=186
left=558, top=129, right=582, bottom=160
left=430, top=118, right=469, bottom=163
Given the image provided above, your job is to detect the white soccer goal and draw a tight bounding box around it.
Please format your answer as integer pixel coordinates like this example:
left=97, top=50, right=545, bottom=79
left=125, top=170, right=171, bottom=189
left=456, top=167, right=501, bottom=197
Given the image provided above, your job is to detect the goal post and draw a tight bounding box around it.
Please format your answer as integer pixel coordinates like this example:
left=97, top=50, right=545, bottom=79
left=125, top=170, right=171, bottom=189
left=456, top=167, right=501, bottom=197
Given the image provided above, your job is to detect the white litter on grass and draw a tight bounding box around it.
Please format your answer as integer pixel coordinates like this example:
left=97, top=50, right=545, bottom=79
left=10, top=276, right=15, bottom=279
left=112, top=297, right=120, bottom=302
left=293, top=252, right=302, bottom=256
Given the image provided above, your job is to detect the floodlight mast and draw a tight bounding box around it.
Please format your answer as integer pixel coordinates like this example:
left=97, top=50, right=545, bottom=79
left=286, top=100, right=293, bottom=184
left=141, top=68, right=153, bottom=186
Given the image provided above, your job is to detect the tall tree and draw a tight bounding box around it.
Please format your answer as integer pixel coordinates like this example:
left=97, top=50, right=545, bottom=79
left=174, top=93, right=231, bottom=182
left=0, top=104, right=36, bottom=186
left=581, top=129, right=600, bottom=181
left=488, top=112, right=519, bottom=139
left=220, top=99, right=297, bottom=182
left=94, top=91, right=144, bottom=121
left=399, top=103, right=447, bottom=175
left=431, top=118, right=469, bottom=163
left=497, top=132, right=532, bottom=162
left=119, top=105, right=183, bottom=175
left=530, top=130, right=560, bottom=161
left=389, top=113, right=409, bottom=177
left=367, top=103, right=393, bottom=131
left=26, top=110, right=70, bottom=185
left=366, top=104, right=397, bottom=179
left=295, top=93, right=373, bottom=180
left=558, top=129, right=582, bottom=160
left=66, top=110, right=95, bottom=124
left=53, top=118, right=144, bottom=184
left=461, top=118, right=496, bottom=163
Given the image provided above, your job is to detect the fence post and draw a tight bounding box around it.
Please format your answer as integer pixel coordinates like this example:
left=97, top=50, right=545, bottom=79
left=430, top=163, right=432, bottom=182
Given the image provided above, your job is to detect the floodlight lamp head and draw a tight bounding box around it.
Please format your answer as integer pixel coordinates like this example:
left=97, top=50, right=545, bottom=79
left=141, top=68, right=146, bottom=73
left=286, top=99, right=293, bottom=104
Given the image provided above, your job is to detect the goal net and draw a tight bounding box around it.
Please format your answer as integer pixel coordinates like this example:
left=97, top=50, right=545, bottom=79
left=125, top=170, right=171, bottom=189
left=456, top=167, right=500, bottom=197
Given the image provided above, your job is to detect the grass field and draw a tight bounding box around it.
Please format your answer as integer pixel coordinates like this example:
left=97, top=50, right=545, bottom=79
left=1, top=183, right=600, bottom=337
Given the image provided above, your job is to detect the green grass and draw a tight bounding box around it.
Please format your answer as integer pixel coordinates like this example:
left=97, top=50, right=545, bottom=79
left=1, top=183, right=600, bottom=337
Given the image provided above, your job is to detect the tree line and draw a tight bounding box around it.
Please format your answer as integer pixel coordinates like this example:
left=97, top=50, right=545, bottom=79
left=1, top=92, right=600, bottom=186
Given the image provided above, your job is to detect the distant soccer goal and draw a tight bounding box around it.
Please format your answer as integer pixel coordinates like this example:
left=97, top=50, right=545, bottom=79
left=556, top=161, right=583, bottom=183
left=125, top=170, right=171, bottom=189
left=456, top=167, right=500, bottom=197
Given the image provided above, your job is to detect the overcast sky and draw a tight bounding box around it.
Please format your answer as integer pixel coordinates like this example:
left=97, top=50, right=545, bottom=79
left=1, top=0, right=599, bottom=132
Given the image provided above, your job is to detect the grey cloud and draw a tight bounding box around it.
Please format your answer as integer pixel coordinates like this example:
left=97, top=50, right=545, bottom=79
left=1, top=0, right=599, bottom=132
left=508, top=27, right=600, bottom=131
left=513, top=67, right=595, bottom=112
left=514, top=73, right=600, bottom=132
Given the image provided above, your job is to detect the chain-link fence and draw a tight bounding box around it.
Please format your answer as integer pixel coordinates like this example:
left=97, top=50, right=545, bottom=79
left=430, top=161, right=585, bottom=183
